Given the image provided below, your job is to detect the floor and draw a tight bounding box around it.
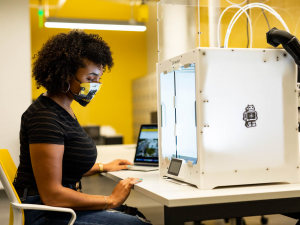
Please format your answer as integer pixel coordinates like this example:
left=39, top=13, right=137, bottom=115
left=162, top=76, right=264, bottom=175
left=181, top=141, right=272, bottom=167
left=0, top=175, right=298, bottom=225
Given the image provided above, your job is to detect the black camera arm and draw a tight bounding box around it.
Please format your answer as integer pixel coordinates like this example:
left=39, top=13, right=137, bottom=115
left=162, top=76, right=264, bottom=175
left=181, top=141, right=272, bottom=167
left=267, top=27, right=300, bottom=67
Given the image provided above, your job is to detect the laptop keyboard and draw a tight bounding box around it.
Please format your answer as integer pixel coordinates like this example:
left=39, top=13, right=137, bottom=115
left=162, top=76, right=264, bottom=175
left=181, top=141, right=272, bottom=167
left=134, top=163, right=158, bottom=167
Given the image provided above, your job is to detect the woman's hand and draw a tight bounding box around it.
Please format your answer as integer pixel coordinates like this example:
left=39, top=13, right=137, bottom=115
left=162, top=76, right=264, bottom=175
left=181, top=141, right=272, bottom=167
left=103, top=159, right=133, bottom=172
left=107, top=178, right=143, bottom=208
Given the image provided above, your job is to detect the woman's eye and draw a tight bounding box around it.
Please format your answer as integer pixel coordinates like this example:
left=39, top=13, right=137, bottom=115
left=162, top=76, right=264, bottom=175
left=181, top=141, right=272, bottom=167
left=87, top=77, right=99, bottom=82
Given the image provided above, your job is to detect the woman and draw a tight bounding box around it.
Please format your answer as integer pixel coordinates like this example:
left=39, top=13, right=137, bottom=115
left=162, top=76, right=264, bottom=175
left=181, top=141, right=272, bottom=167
left=13, top=30, right=151, bottom=225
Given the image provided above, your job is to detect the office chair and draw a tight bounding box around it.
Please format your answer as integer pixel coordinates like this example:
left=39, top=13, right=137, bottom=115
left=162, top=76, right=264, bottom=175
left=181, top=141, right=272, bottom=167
left=0, top=149, right=76, bottom=225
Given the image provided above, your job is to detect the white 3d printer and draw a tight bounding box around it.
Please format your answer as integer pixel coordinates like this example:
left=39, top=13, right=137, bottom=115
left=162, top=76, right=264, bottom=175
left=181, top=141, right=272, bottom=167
left=156, top=2, right=300, bottom=190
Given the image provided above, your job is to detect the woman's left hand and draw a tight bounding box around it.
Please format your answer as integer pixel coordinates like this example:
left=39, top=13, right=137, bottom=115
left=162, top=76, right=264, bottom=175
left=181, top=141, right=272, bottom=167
left=103, top=159, right=133, bottom=172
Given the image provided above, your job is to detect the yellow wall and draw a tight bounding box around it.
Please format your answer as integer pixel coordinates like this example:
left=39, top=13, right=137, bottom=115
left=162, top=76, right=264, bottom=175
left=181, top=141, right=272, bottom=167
left=30, top=0, right=300, bottom=144
left=30, top=0, right=147, bottom=144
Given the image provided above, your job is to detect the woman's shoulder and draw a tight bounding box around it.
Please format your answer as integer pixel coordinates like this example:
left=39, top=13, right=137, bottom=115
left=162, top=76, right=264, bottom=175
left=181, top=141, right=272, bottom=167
left=22, top=94, right=59, bottom=122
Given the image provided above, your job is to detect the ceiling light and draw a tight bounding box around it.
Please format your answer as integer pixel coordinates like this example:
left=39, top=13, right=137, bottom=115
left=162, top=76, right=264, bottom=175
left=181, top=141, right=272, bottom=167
left=45, top=17, right=146, bottom=32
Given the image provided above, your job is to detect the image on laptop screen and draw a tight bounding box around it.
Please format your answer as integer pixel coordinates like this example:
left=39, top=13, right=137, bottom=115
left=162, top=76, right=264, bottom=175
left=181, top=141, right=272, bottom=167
left=134, top=125, right=158, bottom=163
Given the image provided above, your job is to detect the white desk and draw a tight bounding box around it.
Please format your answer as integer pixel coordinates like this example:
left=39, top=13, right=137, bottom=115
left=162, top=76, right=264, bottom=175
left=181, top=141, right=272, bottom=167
left=97, top=145, right=300, bottom=225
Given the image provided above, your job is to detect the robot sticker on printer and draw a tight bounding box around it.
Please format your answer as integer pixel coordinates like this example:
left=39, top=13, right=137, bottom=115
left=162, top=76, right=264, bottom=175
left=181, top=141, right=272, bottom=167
left=243, top=105, right=258, bottom=128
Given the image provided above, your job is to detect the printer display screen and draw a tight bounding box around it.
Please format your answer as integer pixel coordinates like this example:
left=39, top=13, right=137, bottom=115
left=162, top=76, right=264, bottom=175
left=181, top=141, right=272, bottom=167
left=168, top=158, right=182, bottom=176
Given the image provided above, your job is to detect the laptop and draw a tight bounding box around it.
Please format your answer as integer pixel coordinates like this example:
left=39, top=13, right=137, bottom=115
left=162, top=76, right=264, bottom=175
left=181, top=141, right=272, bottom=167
left=128, top=124, right=159, bottom=171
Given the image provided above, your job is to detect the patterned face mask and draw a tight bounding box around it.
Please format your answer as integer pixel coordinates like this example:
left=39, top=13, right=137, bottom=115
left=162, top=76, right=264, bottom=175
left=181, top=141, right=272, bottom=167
left=70, top=76, right=102, bottom=107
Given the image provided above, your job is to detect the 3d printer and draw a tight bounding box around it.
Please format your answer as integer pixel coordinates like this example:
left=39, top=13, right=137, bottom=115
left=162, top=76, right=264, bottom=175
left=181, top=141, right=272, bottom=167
left=156, top=2, right=300, bottom=190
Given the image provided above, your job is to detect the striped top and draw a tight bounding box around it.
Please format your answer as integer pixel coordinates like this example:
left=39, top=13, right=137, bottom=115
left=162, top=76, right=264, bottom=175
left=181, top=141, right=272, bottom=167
left=13, top=94, right=97, bottom=189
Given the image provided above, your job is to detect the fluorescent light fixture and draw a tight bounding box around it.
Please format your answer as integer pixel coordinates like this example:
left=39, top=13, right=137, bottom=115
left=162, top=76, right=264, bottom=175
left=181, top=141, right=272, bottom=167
left=45, top=22, right=146, bottom=31
left=45, top=17, right=146, bottom=32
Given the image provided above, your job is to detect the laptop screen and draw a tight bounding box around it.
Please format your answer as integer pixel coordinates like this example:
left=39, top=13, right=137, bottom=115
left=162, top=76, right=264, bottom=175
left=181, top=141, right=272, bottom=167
left=134, top=124, right=159, bottom=163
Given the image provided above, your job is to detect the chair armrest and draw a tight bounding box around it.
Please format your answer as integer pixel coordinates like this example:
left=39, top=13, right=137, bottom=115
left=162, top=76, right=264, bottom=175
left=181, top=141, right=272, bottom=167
left=11, top=203, right=76, bottom=225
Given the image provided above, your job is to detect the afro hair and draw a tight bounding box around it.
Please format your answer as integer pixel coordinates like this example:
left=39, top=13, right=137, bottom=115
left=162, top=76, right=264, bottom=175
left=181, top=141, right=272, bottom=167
left=32, top=30, right=114, bottom=94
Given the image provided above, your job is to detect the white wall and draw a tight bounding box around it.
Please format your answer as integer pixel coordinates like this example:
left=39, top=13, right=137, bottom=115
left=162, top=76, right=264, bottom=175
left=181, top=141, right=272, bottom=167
left=132, top=4, right=158, bottom=142
left=208, top=0, right=220, bottom=47
left=0, top=0, right=31, bottom=188
left=146, top=4, right=158, bottom=77
left=158, top=4, right=196, bottom=62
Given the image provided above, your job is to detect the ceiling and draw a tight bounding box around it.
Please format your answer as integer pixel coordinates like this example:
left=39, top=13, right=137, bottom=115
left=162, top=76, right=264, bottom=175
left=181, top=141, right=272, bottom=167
left=30, top=0, right=159, bottom=20
left=29, top=0, right=161, bottom=7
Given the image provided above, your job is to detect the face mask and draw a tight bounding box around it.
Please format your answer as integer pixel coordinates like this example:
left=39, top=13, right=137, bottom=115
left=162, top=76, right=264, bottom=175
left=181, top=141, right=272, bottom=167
left=70, top=76, right=102, bottom=107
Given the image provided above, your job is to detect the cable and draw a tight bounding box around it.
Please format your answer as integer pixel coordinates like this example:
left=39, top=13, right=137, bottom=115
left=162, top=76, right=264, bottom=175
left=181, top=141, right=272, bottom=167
left=218, top=5, right=252, bottom=48
left=260, top=0, right=271, bottom=31
left=252, top=6, right=292, bottom=34
left=232, top=3, right=289, bottom=34
left=226, top=0, right=247, bottom=6
left=294, top=16, right=300, bottom=37
left=246, top=0, right=249, bottom=48
left=224, top=3, right=290, bottom=48
left=261, top=9, right=271, bottom=30
left=226, top=3, right=289, bottom=47
left=226, top=0, right=270, bottom=4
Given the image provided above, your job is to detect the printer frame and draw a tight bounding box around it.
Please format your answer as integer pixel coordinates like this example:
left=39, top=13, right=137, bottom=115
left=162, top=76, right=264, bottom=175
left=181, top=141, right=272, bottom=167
left=157, top=47, right=300, bottom=190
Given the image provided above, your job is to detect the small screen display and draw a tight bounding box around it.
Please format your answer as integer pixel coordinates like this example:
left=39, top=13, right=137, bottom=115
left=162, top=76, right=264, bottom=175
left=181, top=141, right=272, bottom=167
left=168, top=158, right=182, bottom=176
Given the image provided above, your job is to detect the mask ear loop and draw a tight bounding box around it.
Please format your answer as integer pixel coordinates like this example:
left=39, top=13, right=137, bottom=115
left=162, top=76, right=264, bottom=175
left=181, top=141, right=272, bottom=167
left=70, top=74, right=82, bottom=96
left=63, top=82, right=70, bottom=93
left=73, top=75, right=82, bottom=84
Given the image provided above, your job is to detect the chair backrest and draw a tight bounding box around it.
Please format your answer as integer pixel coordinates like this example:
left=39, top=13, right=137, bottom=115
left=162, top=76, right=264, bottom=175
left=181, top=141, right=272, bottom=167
left=0, top=149, right=23, bottom=225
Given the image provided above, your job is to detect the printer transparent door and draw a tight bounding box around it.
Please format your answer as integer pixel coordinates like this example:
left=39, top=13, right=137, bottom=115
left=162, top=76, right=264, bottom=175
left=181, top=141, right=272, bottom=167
left=175, top=65, right=197, bottom=164
left=160, top=71, right=176, bottom=160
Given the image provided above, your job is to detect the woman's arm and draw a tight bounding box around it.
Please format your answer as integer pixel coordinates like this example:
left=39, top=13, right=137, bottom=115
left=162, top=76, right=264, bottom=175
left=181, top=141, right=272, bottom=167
left=30, top=143, right=140, bottom=210
left=83, top=159, right=133, bottom=177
